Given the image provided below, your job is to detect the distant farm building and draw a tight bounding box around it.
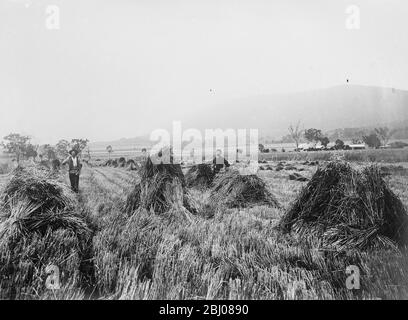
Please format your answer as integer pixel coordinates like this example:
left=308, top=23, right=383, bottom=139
left=348, top=144, right=366, bottom=150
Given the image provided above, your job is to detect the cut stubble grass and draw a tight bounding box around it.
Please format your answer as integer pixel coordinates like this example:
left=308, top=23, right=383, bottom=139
left=0, top=161, right=407, bottom=300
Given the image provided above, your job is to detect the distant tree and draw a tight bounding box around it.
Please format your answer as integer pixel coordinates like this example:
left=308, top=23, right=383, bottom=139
left=258, top=144, right=265, bottom=153
left=288, top=121, right=302, bottom=150
left=1, top=133, right=31, bottom=163
left=304, top=128, right=323, bottom=146
left=40, top=144, right=56, bottom=160
left=362, top=133, right=381, bottom=149
left=71, top=138, right=89, bottom=154
left=24, top=143, right=38, bottom=160
left=319, top=136, right=330, bottom=148
left=55, top=139, right=70, bottom=159
left=335, top=139, right=345, bottom=150
left=106, top=145, right=113, bottom=159
left=374, top=127, right=395, bottom=146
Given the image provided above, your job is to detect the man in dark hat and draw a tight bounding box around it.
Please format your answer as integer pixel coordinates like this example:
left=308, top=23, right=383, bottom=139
left=140, top=148, right=148, bottom=164
left=62, top=149, right=82, bottom=193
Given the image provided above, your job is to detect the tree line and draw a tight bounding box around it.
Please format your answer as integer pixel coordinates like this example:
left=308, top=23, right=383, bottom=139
left=286, top=124, right=397, bottom=150
left=0, top=133, right=89, bottom=163
left=260, top=124, right=402, bottom=152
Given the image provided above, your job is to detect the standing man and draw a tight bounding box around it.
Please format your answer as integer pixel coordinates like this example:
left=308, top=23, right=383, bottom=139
left=62, top=149, right=82, bottom=193
left=212, top=149, right=230, bottom=175
left=140, top=148, right=148, bottom=163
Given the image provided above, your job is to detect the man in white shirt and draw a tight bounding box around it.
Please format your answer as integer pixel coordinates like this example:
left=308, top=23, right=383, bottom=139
left=62, top=149, right=82, bottom=193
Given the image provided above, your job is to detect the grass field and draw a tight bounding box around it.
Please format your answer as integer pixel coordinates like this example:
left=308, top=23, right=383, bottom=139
left=88, top=148, right=408, bottom=166
left=0, top=158, right=407, bottom=300
left=259, top=148, right=408, bottom=163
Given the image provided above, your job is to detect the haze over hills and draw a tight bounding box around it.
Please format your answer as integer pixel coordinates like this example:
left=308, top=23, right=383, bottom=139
left=89, top=136, right=152, bottom=150
left=185, top=84, right=408, bottom=139
left=89, top=85, right=408, bottom=149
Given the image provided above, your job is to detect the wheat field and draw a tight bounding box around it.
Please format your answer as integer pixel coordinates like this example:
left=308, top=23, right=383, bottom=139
left=0, top=159, right=407, bottom=300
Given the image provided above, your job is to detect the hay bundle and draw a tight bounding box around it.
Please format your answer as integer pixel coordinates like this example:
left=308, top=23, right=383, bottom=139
left=289, top=172, right=308, bottom=182
left=2, top=166, right=76, bottom=214
left=118, top=157, right=126, bottom=168
left=139, top=156, right=185, bottom=183
left=185, top=163, right=214, bottom=188
left=125, top=157, right=195, bottom=221
left=126, top=159, right=138, bottom=171
left=208, top=170, right=279, bottom=208
left=0, top=166, right=93, bottom=298
left=1, top=166, right=90, bottom=236
left=280, top=161, right=408, bottom=250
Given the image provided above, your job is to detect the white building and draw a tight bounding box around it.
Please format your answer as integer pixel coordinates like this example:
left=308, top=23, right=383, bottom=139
left=348, top=144, right=366, bottom=150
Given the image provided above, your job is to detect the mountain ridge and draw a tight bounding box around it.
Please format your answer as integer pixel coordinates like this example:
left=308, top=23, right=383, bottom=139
left=89, top=85, right=408, bottom=148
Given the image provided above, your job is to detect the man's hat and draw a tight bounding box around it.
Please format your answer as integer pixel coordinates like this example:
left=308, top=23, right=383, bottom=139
left=69, top=149, right=78, bottom=156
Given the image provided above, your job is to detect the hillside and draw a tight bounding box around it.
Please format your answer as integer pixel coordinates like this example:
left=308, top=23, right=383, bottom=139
left=186, top=84, right=408, bottom=139
left=88, top=135, right=152, bottom=151
left=89, top=85, right=408, bottom=149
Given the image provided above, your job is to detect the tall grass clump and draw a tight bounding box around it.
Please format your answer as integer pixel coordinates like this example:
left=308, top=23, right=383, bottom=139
left=280, top=161, right=408, bottom=251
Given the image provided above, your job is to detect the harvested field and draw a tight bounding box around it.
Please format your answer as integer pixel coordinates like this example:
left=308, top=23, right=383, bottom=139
left=0, top=158, right=407, bottom=300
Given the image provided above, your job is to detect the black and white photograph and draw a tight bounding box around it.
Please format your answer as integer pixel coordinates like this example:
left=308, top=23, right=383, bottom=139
left=0, top=0, right=408, bottom=306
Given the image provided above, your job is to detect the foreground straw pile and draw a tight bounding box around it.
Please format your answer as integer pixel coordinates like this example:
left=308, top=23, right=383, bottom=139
left=280, top=161, right=408, bottom=250
left=0, top=166, right=93, bottom=299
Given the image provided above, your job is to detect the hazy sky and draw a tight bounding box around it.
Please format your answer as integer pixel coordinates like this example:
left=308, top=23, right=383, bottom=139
left=1, top=0, right=407, bottom=144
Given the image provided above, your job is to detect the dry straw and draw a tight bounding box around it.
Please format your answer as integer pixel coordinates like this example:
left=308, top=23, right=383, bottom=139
left=0, top=166, right=93, bottom=298
left=124, top=157, right=196, bottom=222
left=280, top=161, right=408, bottom=251
left=185, top=163, right=215, bottom=189
left=208, top=170, right=280, bottom=208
